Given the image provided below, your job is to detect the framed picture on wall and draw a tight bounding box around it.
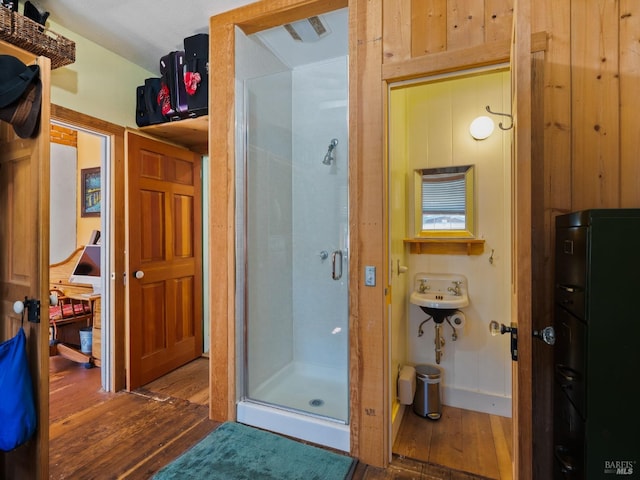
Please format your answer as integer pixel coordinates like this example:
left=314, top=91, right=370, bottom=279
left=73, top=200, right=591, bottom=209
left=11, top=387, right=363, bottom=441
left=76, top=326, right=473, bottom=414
left=81, top=167, right=101, bottom=217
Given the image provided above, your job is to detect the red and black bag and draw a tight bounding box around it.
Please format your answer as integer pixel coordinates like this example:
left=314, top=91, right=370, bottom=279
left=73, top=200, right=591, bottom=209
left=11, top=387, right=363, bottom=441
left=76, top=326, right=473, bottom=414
left=159, top=51, right=189, bottom=121
left=135, top=77, right=167, bottom=127
left=184, top=33, right=209, bottom=117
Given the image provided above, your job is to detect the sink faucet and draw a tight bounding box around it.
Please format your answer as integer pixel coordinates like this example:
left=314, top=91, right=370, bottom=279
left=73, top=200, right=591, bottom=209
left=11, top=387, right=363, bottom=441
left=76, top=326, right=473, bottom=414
left=447, top=280, right=463, bottom=296
left=418, top=280, right=430, bottom=293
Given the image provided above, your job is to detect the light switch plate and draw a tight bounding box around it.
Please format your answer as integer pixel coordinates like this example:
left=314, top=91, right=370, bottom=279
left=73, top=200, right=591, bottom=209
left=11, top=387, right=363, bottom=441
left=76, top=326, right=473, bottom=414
left=365, top=266, right=376, bottom=286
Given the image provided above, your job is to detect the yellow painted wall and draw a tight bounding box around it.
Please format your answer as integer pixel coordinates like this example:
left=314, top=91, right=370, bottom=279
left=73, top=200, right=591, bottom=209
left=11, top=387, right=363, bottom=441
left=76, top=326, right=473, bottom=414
left=389, top=68, right=513, bottom=416
left=76, top=131, right=101, bottom=245
left=12, top=0, right=154, bottom=128
left=388, top=87, right=409, bottom=439
left=47, top=18, right=155, bottom=128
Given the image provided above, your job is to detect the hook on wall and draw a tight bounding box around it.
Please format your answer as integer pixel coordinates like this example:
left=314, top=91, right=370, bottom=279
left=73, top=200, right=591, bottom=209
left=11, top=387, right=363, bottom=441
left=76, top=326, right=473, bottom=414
left=485, top=105, right=513, bottom=131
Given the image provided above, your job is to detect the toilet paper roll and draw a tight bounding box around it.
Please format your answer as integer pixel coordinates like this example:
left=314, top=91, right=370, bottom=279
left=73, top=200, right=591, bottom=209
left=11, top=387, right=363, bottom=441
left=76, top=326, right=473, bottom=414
left=398, top=365, right=416, bottom=405
left=449, top=311, right=466, bottom=329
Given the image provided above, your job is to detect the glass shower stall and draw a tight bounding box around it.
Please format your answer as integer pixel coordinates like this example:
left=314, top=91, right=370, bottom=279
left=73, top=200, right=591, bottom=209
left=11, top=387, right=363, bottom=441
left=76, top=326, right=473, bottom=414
left=234, top=8, right=350, bottom=451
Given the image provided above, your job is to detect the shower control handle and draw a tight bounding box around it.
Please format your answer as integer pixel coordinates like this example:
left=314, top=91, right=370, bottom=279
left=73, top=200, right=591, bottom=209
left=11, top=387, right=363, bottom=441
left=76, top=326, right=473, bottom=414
left=332, top=250, right=343, bottom=280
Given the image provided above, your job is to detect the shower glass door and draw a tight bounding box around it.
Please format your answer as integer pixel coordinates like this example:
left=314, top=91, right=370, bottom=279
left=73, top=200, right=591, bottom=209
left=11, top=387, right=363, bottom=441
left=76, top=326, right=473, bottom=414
left=236, top=13, right=349, bottom=424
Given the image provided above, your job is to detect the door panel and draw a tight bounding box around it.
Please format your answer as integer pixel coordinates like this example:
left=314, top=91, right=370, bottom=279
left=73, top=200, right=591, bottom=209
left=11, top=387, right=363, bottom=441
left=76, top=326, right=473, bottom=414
left=512, top=0, right=533, bottom=478
left=126, top=132, right=202, bottom=389
left=0, top=47, right=50, bottom=479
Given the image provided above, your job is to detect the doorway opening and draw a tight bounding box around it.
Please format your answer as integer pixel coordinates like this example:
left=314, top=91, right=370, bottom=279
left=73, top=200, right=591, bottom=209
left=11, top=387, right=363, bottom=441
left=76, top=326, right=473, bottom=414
left=387, top=66, right=514, bottom=478
left=48, top=113, right=210, bottom=477
left=50, top=119, right=111, bottom=390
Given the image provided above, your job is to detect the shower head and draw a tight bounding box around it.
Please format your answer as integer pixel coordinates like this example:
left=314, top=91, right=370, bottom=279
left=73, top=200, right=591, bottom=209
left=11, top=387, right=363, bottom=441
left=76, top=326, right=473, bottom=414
left=323, top=138, right=339, bottom=165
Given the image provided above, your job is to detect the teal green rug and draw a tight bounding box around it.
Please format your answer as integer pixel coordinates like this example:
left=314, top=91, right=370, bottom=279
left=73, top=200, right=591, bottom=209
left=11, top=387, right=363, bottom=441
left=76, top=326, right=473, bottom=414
left=152, top=422, right=356, bottom=480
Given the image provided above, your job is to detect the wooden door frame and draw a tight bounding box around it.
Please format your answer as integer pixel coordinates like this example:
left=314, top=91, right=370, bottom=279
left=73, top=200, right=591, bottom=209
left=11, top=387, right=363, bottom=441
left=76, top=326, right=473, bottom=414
left=380, top=5, right=538, bottom=478
left=208, top=0, right=389, bottom=468
left=50, top=105, right=126, bottom=392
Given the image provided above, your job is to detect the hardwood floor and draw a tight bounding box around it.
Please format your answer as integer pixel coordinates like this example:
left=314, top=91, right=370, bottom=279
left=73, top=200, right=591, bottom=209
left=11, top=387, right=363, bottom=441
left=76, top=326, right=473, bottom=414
left=393, top=406, right=513, bottom=480
left=49, top=357, right=218, bottom=480
left=49, top=357, right=505, bottom=479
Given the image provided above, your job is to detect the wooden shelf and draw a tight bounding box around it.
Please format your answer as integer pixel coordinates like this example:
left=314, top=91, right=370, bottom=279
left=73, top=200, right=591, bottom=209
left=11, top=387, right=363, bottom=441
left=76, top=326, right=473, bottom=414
left=139, top=115, right=208, bottom=155
left=404, top=238, right=485, bottom=255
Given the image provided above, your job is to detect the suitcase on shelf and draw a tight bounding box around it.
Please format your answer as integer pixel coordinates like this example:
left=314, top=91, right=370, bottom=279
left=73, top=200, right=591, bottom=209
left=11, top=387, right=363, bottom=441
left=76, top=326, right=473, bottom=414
left=184, top=33, right=209, bottom=117
left=135, top=77, right=166, bottom=127
left=159, top=51, right=189, bottom=121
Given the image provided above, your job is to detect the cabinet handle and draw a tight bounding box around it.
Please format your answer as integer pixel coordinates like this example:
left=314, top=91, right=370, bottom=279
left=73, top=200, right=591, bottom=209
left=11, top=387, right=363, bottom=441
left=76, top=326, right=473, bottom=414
left=557, top=284, right=582, bottom=293
left=555, top=364, right=579, bottom=386
left=332, top=250, right=343, bottom=280
left=554, top=445, right=577, bottom=474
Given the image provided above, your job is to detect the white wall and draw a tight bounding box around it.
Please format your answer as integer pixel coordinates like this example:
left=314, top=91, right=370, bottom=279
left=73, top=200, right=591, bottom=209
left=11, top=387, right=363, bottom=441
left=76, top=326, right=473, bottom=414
left=292, top=57, right=349, bottom=369
left=50, top=143, right=77, bottom=263
left=240, top=50, right=349, bottom=391
left=391, top=69, right=513, bottom=417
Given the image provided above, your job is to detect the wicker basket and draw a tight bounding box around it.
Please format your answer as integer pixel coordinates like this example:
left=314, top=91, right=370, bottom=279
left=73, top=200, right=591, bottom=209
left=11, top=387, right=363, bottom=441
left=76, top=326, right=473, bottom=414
left=0, top=7, right=12, bottom=40
left=5, top=11, right=75, bottom=69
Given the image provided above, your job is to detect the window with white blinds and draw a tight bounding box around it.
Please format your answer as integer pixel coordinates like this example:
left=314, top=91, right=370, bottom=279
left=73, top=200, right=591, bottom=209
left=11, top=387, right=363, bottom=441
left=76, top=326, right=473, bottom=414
left=422, top=173, right=466, bottom=215
left=419, top=167, right=471, bottom=232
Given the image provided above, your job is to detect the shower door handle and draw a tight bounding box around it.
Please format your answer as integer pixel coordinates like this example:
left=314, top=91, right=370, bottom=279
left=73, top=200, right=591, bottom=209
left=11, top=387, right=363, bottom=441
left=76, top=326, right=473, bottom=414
left=332, top=250, right=343, bottom=280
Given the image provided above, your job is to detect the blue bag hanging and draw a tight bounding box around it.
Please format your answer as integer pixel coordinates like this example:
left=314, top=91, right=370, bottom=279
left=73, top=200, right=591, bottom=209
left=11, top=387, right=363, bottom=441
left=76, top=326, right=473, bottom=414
left=0, top=327, right=37, bottom=451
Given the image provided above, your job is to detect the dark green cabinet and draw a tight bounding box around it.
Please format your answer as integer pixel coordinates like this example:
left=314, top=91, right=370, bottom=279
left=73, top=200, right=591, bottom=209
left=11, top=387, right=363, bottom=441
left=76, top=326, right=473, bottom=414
left=553, top=209, right=640, bottom=479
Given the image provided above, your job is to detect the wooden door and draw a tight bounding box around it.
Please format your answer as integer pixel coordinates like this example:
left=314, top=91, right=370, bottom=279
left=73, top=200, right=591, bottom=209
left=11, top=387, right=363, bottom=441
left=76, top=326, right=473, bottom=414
left=0, top=43, right=50, bottom=479
left=126, top=132, right=202, bottom=389
left=511, top=0, right=533, bottom=478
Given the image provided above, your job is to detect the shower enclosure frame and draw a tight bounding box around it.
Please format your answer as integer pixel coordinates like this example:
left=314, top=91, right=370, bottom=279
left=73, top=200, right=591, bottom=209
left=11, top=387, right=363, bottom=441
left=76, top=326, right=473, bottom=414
left=234, top=17, right=351, bottom=451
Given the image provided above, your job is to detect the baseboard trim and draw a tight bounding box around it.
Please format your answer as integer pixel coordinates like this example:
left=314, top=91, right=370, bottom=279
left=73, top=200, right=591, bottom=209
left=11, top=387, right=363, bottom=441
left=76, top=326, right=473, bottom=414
left=442, top=386, right=512, bottom=417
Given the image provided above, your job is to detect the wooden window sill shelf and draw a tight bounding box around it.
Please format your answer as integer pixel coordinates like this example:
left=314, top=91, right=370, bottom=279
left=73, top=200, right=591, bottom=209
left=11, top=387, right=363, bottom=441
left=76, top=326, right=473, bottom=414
left=404, top=238, right=485, bottom=255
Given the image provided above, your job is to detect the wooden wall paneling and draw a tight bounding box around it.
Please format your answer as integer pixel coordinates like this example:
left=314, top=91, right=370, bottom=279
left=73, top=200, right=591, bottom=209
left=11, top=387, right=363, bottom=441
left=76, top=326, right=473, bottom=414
left=382, top=37, right=512, bottom=82
left=382, top=31, right=547, bottom=83
left=350, top=0, right=387, bottom=467
left=619, top=0, right=640, bottom=207
left=484, top=0, right=515, bottom=43
left=571, top=0, right=620, bottom=210
left=207, top=20, right=235, bottom=422
left=382, top=0, right=412, bottom=63
left=411, top=0, right=447, bottom=57
left=537, top=0, right=572, bottom=215
left=446, top=0, right=485, bottom=50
